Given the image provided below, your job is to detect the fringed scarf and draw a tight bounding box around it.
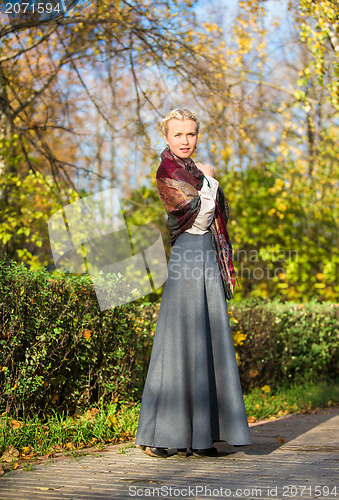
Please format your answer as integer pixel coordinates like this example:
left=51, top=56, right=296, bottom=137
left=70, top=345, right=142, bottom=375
left=156, top=147, right=236, bottom=300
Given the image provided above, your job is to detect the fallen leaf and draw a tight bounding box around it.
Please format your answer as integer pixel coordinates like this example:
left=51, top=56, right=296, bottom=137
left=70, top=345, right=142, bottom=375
left=83, top=329, right=91, bottom=339
left=13, top=462, right=19, bottom=470
left=247, top=416, right=256, bottom=423
left=278, top=436, right=286, bottom=444
left=10, top=419, right=24, bottom=430
left=50, top=445, right=61, bottom=453
left=50, top=393, right=59, bottom=404
left=108, top=414, right=118, bottom=428
left=86, top=407, right=99, bottom=420
left=1, top=446, right=20, bottom=462
left=0, top=466, right=5, bottom=475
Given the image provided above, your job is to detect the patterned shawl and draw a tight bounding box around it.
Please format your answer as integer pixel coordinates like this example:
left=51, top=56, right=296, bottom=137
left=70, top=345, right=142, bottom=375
left=156, top=147, right=236, bottom=300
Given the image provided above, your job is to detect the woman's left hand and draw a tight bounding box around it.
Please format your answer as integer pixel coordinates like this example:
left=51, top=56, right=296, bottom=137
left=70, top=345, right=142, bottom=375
left=195, top=162, right=215, bottom=178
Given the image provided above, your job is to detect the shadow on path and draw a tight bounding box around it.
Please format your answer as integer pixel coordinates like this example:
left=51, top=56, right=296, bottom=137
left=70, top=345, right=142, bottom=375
left=215, top=407, right=339, bottom=456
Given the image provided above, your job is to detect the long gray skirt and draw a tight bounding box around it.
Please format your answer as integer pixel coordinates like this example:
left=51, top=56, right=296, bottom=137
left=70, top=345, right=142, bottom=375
left=135, top=230, right=252, bottom=449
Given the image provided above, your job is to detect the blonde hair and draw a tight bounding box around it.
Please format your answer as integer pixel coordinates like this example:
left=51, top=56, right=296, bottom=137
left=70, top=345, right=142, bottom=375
left=160, top=109, right=200, bottom=137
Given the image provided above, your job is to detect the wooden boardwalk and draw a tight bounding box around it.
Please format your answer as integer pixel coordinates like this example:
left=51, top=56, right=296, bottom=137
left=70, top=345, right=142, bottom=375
left=0, top=408, right=338, bottom=500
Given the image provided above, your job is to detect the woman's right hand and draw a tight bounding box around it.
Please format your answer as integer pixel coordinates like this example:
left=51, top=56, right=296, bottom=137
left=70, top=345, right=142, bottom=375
left=195, top=162, right=215, bottom=178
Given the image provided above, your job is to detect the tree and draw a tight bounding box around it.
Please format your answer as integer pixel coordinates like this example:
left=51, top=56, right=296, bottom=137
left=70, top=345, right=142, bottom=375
left=164, top=0, right=338, bottom=300
left=0, top=0, right=222, bottom=265
left=0, top=0, right=222, bottom=190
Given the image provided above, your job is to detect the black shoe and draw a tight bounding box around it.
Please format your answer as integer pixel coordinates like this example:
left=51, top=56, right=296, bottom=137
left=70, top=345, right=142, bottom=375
left=192, top=447, right=219, bottom=457
left=141, top=446, right=168, bottom=458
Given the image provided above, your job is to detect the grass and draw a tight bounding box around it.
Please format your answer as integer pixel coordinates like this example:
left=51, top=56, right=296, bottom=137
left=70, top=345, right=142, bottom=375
left=243, top=379, right=338, bottom=421
left=0, top=402, right=140, bottom=464
left=0, top=379, right=337, bottom=468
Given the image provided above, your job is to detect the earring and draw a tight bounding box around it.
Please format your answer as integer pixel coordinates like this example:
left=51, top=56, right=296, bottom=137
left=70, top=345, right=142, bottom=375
left=165, top=144, right=170, bottom=150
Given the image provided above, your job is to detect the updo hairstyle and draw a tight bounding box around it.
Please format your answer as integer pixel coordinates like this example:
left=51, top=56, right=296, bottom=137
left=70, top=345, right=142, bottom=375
left=159, top=109, right=200, bottom=137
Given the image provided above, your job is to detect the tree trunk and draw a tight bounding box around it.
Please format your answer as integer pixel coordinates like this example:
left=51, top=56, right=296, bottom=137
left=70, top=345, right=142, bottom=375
left=0, top=63, right=14, bottom=178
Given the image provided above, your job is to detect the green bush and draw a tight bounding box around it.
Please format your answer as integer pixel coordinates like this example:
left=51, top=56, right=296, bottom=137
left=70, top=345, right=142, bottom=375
left=229, top=298, right=338, bottom=391
left=0, top=258, right=157, bottom=418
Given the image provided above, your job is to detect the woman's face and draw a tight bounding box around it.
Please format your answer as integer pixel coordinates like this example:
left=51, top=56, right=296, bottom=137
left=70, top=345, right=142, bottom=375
left=165, top=119, right=198, bottom=160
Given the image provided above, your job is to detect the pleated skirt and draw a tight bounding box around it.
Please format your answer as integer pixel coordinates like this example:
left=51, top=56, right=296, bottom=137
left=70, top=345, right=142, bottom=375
left=135, top=230, right=252, bottom=449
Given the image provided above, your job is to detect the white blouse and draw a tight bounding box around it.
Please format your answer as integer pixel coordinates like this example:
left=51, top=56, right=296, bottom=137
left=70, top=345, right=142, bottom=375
left=185, top=175, right=219, bottom=234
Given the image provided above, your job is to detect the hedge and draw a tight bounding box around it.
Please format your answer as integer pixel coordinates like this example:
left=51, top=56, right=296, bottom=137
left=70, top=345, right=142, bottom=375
left=229, top=298, right=338, bottom=390
left=0, top=258, right=157, bottom=418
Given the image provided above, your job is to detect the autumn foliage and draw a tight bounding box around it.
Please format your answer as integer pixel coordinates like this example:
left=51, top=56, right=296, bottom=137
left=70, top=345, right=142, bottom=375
left=0, top=1, right=338, bottom=299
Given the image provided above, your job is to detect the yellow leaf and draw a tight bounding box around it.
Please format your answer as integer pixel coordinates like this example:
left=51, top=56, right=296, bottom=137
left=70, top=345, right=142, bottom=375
left=108, top=415, right=118, bottom=428
left=51, top=394, right=59, bottom=404
left=10, top=419, right=24, bottom=430
left=261, top=385, right=271, bottom=393
left=83, top=329, right=91, bottom=340
left=1, top=446, right=19, bottom=462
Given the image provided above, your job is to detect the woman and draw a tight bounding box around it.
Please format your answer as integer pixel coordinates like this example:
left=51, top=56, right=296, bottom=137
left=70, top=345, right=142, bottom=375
left=135, top=109, right=252, bottom=458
